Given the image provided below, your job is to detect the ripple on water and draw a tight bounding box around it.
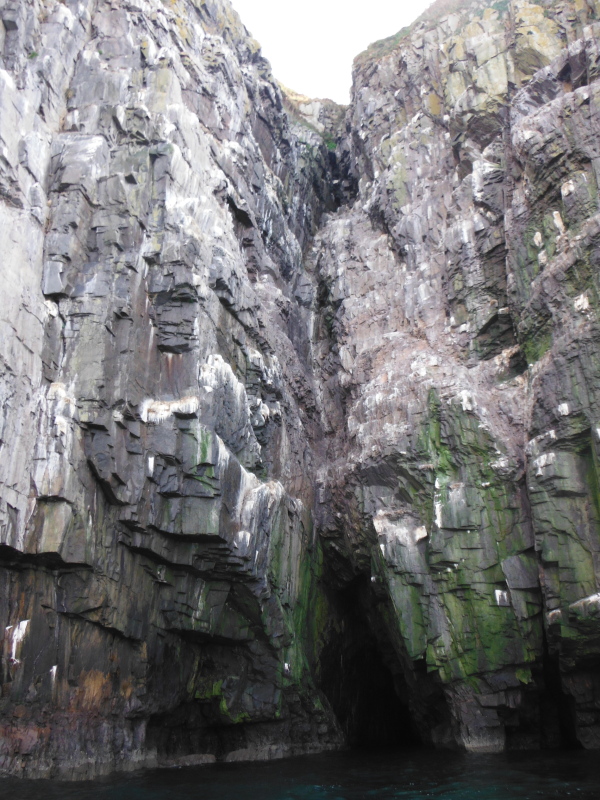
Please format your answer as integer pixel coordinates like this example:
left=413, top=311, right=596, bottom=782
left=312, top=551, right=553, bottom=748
left=1, top=749, right=600, bottom=800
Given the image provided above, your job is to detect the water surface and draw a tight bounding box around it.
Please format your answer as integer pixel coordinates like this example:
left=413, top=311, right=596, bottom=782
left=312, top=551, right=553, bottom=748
left=2, top=748, right=600, bottom=799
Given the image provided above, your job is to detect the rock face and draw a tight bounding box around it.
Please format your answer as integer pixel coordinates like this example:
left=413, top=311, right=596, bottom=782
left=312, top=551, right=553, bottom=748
left=314, top=0, right=600, bottom=753
left=0, top=0, right=344, bottom=777
left=2, top=0, right=600, bottom=779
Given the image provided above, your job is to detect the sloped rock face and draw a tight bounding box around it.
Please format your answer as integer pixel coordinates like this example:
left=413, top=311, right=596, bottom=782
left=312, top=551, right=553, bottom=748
left=3, top=0, right=600, bottom=780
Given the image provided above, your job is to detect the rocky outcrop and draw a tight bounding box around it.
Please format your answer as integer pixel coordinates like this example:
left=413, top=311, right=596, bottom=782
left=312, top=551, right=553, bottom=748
left=0, top=0, right=344, bottom=778
left=2, top=0, right=600, bottom=779
left=313, top=0, right=600, bottom=753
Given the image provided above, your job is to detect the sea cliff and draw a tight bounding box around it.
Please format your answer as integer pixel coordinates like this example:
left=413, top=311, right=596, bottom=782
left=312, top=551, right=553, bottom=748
left=1, top=0, right=600, bottom=777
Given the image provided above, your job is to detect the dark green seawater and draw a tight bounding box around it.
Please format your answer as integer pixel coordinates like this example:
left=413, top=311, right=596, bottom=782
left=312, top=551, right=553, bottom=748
left=1, top=749, right=600, bottom=799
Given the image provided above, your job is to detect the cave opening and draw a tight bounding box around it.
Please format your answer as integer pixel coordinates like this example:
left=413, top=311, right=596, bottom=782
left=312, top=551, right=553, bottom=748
left=540, top=633, right=583, bottom=750
left=319, top=575, right=422, bottom=749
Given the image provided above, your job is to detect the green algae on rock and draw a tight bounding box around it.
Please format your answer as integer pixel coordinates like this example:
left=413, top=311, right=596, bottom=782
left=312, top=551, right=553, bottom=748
left=3, top=0, right=600, bottom=779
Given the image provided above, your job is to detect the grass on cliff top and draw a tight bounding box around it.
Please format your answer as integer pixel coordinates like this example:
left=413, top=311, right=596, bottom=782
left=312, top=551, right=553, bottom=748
left=279, top=81, right=347, bottom=111
left=353, top=0, right=488, bottom=68
left=279, top=82, right=346, bottom=148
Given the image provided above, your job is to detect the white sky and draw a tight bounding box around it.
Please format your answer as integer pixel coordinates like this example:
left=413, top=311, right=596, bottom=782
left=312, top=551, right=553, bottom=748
left=230, top=1, right=436, bottom=104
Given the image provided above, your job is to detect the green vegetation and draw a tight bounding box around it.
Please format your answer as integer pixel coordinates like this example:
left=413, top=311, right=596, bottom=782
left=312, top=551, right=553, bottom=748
left=194, top=679, right=223, bottom=701
left=354, top=26, right=412, bottom=68
left=522, top=324, right=552, bottom=365
left=354, top=0, right=481, bottom=68
left=491, top=0, right=510, bottom=15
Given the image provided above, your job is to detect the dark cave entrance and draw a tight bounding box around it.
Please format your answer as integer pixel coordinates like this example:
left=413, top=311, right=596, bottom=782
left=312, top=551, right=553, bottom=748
left=538, top=632, right=583, bottom=750
left=319, top=575, right=422, bottom=748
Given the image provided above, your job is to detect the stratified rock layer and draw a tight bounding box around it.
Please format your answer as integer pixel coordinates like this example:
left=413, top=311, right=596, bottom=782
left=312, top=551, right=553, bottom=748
left=313, top=0, right=600, bottom=752
left=0, top=0, right=344, bottom=777
left=2, top=0, right=600, bottom=779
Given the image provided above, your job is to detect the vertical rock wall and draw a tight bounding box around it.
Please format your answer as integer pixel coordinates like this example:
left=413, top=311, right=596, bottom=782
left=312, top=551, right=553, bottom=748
left=0, top=0, right=343, bottom=778
left=312, top=0, right=600, bottom=753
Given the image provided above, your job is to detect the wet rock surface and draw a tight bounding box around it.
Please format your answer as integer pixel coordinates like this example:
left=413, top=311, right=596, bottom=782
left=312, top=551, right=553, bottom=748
left=2, top=0, right=600, bottom=779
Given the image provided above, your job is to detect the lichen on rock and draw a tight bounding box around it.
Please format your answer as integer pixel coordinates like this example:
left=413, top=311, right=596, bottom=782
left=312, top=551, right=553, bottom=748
left=2, top=0, right=600, bottom=779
